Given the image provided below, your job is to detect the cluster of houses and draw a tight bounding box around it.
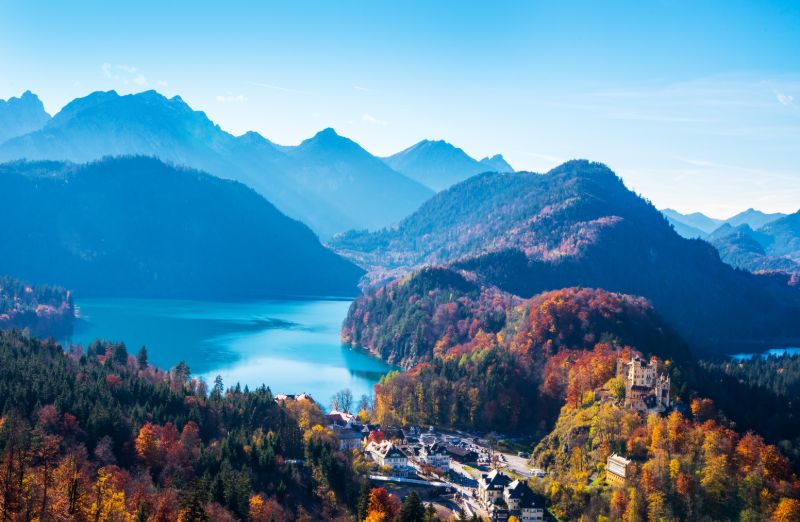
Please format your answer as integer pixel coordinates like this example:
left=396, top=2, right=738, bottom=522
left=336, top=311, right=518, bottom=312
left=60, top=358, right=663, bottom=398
left=478, top=469, right=546, bottom=522
left=324, top=410, right=481, bottom=476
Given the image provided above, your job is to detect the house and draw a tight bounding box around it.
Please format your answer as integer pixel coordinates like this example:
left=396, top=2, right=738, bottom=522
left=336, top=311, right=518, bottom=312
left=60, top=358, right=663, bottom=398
left=504, top=480, right=545, bottom=522
left=335, top=427, right=363, bottom=451
left=366, top=440, right=408, bottom=469
left=479, top=469, right=512, bottom=506
left=274, top=392, right=315, bottom=403
left=617, top=355, right=670, bottom=414
left=418, top=442, right=450, bottom=470
left=482, top=472, right=545, bottom=522
left=446, top=445, right=478, bottom=463
left=606, top=453, right=631, bottom=488
left=326, top=409, right=357, bottom=428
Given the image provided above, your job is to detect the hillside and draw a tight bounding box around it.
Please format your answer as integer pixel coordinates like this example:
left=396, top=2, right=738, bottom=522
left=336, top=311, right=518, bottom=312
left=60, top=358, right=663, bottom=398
left=708, top=213, right=800, bottom=277
left=762, top=210, right=800, bottom=260
left=0, top=328, right=363, bottom=520
left=0, top=275, right=74, bottom=337
left=0, top=90, right=431, bottom=238
left=0, top=91, right=51, bottom=143
left=661, top=207, right=786, bottom=239
left=0, top=157, right=363, bottom=299
left=708, top=224, right=800, bottom=276
left=350, top=268, right=691, bottom=430
left=334, top=160, right=800, bottom=353
left=285, top=128, right=433, bottom=231
left=382, top=139, right=512, bottom=191
left=660, top=208, right=722, bottom=236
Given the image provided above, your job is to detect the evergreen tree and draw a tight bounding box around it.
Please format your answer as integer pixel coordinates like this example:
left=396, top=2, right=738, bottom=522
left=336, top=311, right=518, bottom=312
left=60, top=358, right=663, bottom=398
left=400, top=491, right=426, bottom=522
left=137, top=346, right=148, bottom=369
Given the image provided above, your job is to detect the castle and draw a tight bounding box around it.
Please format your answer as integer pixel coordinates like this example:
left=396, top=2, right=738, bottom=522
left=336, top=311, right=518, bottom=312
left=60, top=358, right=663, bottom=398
left=616, top=355, right=670, bottom=414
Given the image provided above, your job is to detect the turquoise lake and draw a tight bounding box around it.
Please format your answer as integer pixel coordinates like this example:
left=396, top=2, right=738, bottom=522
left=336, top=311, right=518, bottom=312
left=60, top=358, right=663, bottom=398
left=65, top=298, right=392, bottom=406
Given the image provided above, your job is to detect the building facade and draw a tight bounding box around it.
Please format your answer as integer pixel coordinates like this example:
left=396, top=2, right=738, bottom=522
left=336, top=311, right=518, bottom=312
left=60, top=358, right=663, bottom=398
left=606, top=453, right=631, bottom=488
left=617, top=355, right=670, bottom=414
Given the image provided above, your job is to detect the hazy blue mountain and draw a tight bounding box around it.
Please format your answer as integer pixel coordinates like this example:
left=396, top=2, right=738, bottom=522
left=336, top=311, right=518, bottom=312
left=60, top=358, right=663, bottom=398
left=479, top=154, right=514, bottom=173
left=332, top=160, right=800, bottom=354
left=725, top=208, right=787, bottom=230
left=663, top=215, right=707, bottom=239
left=383, top=139, right=509, bottom=191
left=284, top=128, right=433, bottom=232
left=761, top=211, right=800, bottom=260
left=0, top=91, right=51, bottom=144
left=0, top=90, right=430, bottom=238
left=0, top=157, right=363, bottom=299
left=662, top=207, right=787, bottom=239
left=660, top=208, right=723, bottom=236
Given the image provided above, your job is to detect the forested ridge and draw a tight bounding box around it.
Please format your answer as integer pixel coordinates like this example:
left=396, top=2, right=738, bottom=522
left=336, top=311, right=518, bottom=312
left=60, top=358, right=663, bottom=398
left=0, top=157, right=364, bottom=299
left=0, top=275, right=74, bottom=337
left=0, top=329, right=365, bottom=520
left=334, top=160, right=800, bottom=354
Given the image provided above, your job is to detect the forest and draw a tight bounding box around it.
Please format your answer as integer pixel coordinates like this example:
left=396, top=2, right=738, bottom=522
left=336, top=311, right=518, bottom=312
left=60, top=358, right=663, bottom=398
left=0, top=275, right=74, bottom=338
left=0, top=329, right=367, bottom=521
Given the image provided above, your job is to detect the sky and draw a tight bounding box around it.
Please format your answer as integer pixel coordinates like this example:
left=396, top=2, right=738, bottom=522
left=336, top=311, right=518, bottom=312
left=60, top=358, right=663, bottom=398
left=0, top=0, right=798, bottom=217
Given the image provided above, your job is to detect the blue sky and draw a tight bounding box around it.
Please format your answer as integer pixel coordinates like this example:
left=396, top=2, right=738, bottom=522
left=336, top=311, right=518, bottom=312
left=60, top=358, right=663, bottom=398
left=1, top=0, right=798, bottom=216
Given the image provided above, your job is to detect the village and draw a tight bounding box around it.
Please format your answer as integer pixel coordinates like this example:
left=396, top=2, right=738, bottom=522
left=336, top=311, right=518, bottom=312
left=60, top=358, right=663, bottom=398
left=278, top=354, right=673, bottom=521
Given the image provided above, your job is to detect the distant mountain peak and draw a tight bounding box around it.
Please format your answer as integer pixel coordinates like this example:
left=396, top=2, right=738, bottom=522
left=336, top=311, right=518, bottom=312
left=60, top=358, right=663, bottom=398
left=0, top=90, right=52, bottom=143
left=479, top=154, right=514, bottom=172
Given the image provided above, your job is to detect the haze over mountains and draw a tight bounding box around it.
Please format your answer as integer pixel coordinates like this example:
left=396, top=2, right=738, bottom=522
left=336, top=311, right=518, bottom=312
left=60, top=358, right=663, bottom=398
left=0, top=90, right=441, bottom=239
left=0, top=156, right=363, bottom=298
left=662, top=207, right=787, bottom=238
left=382, top=139, right=514, bottom=191
left=332, top=160, right=800, bottom=353
left=0, top=91, right=51, bottom=143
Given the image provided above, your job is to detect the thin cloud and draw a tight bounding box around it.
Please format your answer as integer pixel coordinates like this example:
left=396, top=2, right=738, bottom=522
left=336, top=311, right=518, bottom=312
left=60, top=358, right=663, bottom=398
left=247, top=81, right=312, bottom=95
left=216, top=94, right=247, bottom=103
left=353, top=84, right=375, bottom=93
left=101, top=63, right=148, bottom=86
left=776, top=92, right=794, bottom=106
left=361, top=113, right=388, bottom=126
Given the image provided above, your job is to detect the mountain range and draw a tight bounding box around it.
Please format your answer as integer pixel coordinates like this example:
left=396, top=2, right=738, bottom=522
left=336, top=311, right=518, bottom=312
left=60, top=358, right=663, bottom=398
left=332, top=160, right=800, bottom=354
left=0, top=156, right=363, bottom=299
left=0, top=90, right=437, bottom=239
left=707, top=213, right=800, bottom=277
left=662, top=207, right=787, bottom=238
left=0, top=90, right=516, bottom=239
left=382, top=139, right=513, bottom=191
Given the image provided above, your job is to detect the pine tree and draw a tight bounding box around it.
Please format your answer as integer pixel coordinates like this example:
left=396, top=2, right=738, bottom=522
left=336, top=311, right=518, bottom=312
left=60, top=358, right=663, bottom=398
left=400, top=491, right=425, bottom=522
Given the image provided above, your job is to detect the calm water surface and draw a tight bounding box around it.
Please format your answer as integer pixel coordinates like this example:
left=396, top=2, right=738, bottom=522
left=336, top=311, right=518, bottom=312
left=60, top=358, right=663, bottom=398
left=66, top=298, right=392, bottom=406
left=730, top=347, right=800, bottom=360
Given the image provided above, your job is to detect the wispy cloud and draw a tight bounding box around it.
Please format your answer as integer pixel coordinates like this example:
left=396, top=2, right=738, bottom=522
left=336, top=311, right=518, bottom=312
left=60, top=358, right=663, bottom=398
left=361, top=113, right=388, bottom=126
left=353, top=84, right=375, bottom=93
left=216, top=93, right=247, bottom=103
left=101, top=63, right=147, bottom=86
left=247, top=81, right=312, bottom=95
left=776, top=92, right=794, bottom=106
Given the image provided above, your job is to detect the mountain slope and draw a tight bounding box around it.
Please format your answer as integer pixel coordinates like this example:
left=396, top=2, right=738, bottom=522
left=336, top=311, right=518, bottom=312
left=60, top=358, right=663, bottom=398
left=725, top=208, right=786, bottom=229
left=0, top=157, right=363, bottom=298
left=383, top=139, right=510, bottom=191
left=333, top=160, right=800, bottom=353
left=0, top=90, right=430, bottom=238
left=0, top=91, right=51, bottom=143
left=479, top=154, right=514, bottom=173
left=708, top=213, right=800, bottom=276
left=285, top=128, right=433, bottom=231
left=761, top=210, right=800, bottom=260
left=660, top=208, right=722, bottom=236
left=708, top=224, right=799, bottom=275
